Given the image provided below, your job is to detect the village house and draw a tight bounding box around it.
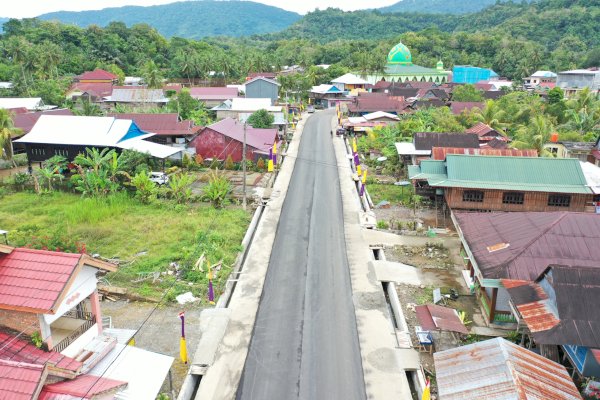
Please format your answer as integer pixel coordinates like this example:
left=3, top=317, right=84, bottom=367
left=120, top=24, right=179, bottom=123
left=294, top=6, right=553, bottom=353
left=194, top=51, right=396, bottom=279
left=523, top=70, right=557, bottom=90
left=396, top=132, right=480, bottom=166
left=309, top=84, right=345, bottom=109
left=434, top=337, right=582, bottom=400
left=0, top=245, right=174, bottom=399
left=452, top=65, right=498, bottom=84
left=65, top=82, right=114, bottom=104
left=211, top=98, right=283, bottom=122
left=245, top=76, right=280, bottom=104
left=464, top=122, right=508, bottom=145
left=189, top=87, right=239, bottom=107
left=557, top=68, right=600, bottom=97
left=105, top=87, right=169, bottom=109
left=544, top=140, right=595, bottom=162
left=409, top=155, right=594, bottom=212
left=109, top=112, right=201, bottom=148
left=453, top=211, right=600, bottom=324
left=344, top=111, right=400, bottom=134
left=73, top=69, right=119, bottom=84
left=14, top=115, right=183, bottom=169
left=190, top=117, right=278, bottom=163
left=10, top=108, right=74, bottom=154
left=347, top=93, right=410, bottom=116
left=331, top=73, right=370, bottom=92
left=0, top=97, right=49, bottom=111
left=503, top=265, right=600, bottom=378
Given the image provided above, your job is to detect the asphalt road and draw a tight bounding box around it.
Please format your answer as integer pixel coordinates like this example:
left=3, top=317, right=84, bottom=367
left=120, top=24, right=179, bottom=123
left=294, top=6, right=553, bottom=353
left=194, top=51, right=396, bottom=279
left=236, top=111, right=367, bottom=400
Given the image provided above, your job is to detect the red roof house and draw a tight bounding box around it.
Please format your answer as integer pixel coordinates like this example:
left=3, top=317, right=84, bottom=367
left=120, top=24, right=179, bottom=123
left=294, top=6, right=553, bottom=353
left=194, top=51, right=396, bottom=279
left=189, top=87, right=239, bottom=107
left=465, top=122, right=507, bottom=143
left=75, top=69, right=118, bottom=84
left=0, top=246, right=116, bottom=352
left=0, top=359, right=47, bottom=400
left=190, top=117, right=278, bottom=162
left=39, top=374, right=127, bottom=400
left=449, top=101, right=484, bottom=115
left=66, top=82, right=114, bottom=102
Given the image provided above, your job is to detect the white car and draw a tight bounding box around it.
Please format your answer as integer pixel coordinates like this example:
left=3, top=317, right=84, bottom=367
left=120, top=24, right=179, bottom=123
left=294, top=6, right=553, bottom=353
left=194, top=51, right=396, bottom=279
left=149, top=172, right=169, bottom=185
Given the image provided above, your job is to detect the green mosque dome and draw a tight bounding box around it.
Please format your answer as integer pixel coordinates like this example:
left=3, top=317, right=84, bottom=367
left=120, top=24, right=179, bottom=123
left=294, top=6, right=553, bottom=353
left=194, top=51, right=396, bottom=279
left=387, top=42, right=412, bottom=65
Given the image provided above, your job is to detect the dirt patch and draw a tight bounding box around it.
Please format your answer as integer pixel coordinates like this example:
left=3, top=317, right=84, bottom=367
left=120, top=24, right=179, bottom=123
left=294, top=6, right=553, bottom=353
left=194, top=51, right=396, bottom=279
left=101, top=300, right=205, bottom=396
left=374, top=205, right=438, bottom=230
left=387, top=243, right=453, bottom=270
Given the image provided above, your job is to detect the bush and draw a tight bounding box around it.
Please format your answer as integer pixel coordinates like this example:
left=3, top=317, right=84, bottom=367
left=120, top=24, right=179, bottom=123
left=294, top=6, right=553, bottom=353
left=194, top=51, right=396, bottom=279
left=129, top=172, right=158, bottom=204
left=195, top=154, right=204, bottom=165
left=202, top=171, right=231, bottom=208
left=376, top=220, right=389, bottom=229
left=256, top=158, right=266, bottom=171
left=224, top=155, right=235, bottom=170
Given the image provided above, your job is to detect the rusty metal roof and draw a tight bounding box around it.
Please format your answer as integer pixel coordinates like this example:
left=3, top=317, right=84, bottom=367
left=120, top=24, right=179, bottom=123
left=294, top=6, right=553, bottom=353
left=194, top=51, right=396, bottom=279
left=434, top=337, right=582, bottom=400
left=455, top=212, right=600, bottom=281
left=504, top=265, right=600, bottom=350
left=414, top=132, right=480, bottom=151
left=431, top=146, right=538, bottom=160
left=415, top=305, right=468, bottom=334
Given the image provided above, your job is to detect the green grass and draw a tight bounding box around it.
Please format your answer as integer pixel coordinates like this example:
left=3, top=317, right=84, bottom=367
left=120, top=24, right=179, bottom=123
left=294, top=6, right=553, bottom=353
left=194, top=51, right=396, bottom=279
left=367, top=183, right=414, bottom=206
left=0, top=192, right=250, bottom=300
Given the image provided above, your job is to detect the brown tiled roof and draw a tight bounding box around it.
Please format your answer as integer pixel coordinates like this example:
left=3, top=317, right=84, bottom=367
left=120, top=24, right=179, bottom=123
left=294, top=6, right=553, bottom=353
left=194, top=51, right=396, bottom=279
left=465, top=122, right=496, bottom=137
left=109, top=113, right=201, bottom=136
left=414, top=132, right=479, bottom=151
left=373, top=80, right=392, bottom=90
left=450, top=101, right=485, bottom=115
left=455, top=212, right=600, bottom=281
left=431, top=146, right=538, bottom=160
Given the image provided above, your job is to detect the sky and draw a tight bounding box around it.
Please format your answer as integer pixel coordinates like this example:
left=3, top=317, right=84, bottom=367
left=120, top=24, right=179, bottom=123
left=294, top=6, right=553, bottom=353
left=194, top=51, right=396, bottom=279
left=2, top=0, right=400, bottom=18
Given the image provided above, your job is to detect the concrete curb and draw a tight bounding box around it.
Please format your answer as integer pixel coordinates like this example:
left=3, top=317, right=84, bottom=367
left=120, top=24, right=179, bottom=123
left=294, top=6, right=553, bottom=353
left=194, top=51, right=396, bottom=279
left=190, top=114, right=310, bottom=400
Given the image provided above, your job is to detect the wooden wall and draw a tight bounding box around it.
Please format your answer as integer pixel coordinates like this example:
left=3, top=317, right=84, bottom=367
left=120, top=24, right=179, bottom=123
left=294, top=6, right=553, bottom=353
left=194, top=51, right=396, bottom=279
left=445, top=187, right=593, bottom=212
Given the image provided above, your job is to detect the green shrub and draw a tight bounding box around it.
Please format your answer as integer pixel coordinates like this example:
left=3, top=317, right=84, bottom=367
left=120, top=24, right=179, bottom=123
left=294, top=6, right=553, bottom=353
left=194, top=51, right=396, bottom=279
left=257, top=158, right=266, bottom=171
left=130, top=172, right=158, bottom=204
left=224, top=155, right=235, bottom=170
left=202, top=171, right=231, bottom=208
left=376, top=220, right=389, bottom=229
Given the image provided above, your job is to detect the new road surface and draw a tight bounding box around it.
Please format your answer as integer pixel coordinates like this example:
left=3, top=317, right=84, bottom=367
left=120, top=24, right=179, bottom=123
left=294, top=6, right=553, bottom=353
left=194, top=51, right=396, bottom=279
left=236, top=111, right=367, bottom=400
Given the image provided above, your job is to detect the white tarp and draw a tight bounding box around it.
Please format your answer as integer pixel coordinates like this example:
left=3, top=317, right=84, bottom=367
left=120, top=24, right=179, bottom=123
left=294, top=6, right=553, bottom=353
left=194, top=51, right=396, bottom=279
left=395, top=142, right=431, bottom=156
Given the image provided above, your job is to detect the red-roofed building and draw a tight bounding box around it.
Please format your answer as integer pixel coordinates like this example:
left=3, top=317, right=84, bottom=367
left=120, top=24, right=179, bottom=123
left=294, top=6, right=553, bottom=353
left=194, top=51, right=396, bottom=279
left=190, top=117, right=278, bottom=162
left=0, top=359, right=47, bottom=400
left=39, top=374, right=127, bottom=399
left=465, top=122, right=508, bottom=144
left=109, top=113, right=201, bottom=146
left=190, top=87, right=239, bottom=107
left=66, top=82, right=114, bottom=103
left=75, top=69, right=118, bottom=84
left=347, top=93, right=411, bottom=116
left=0, top=246, right=116, bottom=353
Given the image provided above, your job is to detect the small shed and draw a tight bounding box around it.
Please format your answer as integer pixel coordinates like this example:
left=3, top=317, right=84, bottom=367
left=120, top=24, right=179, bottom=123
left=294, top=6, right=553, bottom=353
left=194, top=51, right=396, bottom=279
left=434, top=337, right=583, bottom=400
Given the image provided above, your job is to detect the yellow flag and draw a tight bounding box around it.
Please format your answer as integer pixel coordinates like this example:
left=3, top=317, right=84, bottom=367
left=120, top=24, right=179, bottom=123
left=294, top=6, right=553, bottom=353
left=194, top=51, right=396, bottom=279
left=273, top=141, right=277, bottom=154
left=422, top=380, right=431, bottom=400
left=268, top=159, right=274, bottom=172
left=352, top=139, right=357, bottom=153
left=180, top=337, right=187, bottom=364
left=362, top=170, right=368, bottom=183
left=357, top=165, right=362, bottom=176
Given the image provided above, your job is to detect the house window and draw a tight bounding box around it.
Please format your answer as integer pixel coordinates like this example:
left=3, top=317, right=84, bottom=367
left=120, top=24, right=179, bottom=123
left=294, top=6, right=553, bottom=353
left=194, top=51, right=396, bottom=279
left=548, top=194, right=571, bottom=207
left=503, top=192, right=524, bottom=205
left=54, top=147, right=68, bottom=157
left=463, top=190, right=484, bottom=203
left=31, top=147, right=46, bottom=156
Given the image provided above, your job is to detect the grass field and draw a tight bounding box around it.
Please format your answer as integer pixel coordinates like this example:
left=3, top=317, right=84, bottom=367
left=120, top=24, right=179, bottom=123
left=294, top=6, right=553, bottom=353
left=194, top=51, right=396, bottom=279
left=0, top=192, right=250, bottom=301
left=367, top=183, right=414, bottom=206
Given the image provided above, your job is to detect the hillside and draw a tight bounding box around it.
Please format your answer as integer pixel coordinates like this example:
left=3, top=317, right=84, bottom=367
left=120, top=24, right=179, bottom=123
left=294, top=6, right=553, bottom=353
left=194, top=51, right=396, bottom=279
left=38, top=0, right=301, bottom=39
left=379, top=0, right=530, bottom=15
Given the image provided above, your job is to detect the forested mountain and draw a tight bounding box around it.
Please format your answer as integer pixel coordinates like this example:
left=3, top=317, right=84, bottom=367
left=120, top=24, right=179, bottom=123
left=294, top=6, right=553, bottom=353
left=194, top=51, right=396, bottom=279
left=38, top=0, right=301, bottom=39
left=379, top=0, right=529, bottom=15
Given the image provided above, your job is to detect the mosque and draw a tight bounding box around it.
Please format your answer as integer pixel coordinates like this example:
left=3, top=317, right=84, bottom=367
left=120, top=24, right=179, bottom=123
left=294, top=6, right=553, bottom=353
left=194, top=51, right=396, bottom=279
left=366, top=41, right=451, bottom=84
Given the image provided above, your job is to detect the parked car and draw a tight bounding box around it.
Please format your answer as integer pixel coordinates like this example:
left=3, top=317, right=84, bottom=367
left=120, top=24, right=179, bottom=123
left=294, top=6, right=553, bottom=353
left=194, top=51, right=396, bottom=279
left=149, top=171, right=169, bottom=185
left=307, top=105, right=315, bottom=113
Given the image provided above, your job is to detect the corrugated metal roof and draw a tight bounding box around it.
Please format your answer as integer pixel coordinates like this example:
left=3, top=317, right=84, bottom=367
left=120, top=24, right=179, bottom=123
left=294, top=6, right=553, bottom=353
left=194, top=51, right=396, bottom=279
left=454, top=212, right=600, bottom=281
left=426, top=155, right=591, bottom=194
left=431, top=147, right=538, bottom=160
left=109, top=113, right=200, bottom=136
left=77, top=69, right=118, bottom=81
left=434, top=337, right=582, bottom=400
left=13, top=109, right=74, bottom=135
left=331, top=73, right=369, bottom=85
left=505, top=265, right=600, bottom=349
left=189, top=86, right=239, bottom=100
left=415, top=305, right=468, bottom=334
left=465, top=122, right=496, bottom=137
left=0, top=97, right=44, bottom=110
left=450, top=101, right=484, bottom=115
left=109, top=88, right=168, bottom=103
left=0, top=359, right=46, bottom=400
left=200, top=118, right=277, bottom=152
left=0, top=331, right=82, bottom=375
left=414, top=132, right=480, bottom=151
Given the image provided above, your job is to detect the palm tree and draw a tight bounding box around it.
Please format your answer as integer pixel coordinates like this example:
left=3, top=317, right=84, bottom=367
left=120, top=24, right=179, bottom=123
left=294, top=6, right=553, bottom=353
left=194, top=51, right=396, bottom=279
left=141, top=60, right=163, bottom=89
left=471, top=100, right=507, bottom=132
left=512, top=114, right=555, bottom=156
left=0, top=109, right=19, bottom=167
left=4, top=36, right=31, bottom=94
left=75, top=98, right=103, bottom=116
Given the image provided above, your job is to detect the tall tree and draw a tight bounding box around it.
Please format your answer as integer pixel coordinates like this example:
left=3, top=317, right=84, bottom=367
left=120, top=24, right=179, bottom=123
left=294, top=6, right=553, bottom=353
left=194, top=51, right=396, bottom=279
left=0, top=109, right=19, bottom=167
left=141, top=60, right=163, bottom=88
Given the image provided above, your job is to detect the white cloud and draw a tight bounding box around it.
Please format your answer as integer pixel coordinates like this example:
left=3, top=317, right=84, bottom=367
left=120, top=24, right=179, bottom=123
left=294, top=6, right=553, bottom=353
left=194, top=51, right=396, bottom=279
left=2, top=0, right=400, bottom=18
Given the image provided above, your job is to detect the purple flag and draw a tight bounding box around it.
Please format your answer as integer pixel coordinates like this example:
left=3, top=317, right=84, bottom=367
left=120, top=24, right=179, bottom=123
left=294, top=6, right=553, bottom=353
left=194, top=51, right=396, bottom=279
left=269, top=148, right=273, bottom=159
left=208, top=280, right=214, bottom=303
left=354, top=153, right=360, bottom=166
left=360, top=184, right=365, bottom=196
left=273, top=154, right=277, bottom=165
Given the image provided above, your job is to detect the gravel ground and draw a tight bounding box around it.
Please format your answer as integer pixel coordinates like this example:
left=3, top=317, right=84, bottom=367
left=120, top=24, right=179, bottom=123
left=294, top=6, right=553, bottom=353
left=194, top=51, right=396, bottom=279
left=101, top=300, right=205, bottom=397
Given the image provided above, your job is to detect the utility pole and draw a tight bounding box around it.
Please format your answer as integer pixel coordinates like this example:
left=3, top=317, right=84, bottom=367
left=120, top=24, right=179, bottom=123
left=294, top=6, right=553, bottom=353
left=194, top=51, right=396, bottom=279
left=242, top=121, right=247, bottom=211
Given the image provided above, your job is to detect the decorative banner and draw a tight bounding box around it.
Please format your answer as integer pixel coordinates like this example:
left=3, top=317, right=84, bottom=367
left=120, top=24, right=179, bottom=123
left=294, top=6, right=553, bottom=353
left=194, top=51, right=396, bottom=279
left=207, top=264, right=215, bottom=305
left=272, top=141, right=277, bottom=166
left=268, top=159, right=274, bottom=172
left=179, top=311, right=187, bottom=364
left=362, top=170, right=368, bottom=184
left=352, top=138, right=357, bottom=153
left=422, top=379, right=431, bottom=400
left=359, top=183, right=365, bottom=197
left=353, top=153, right=360, bottom=166
left=357, top=165, right=362, bottom=176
